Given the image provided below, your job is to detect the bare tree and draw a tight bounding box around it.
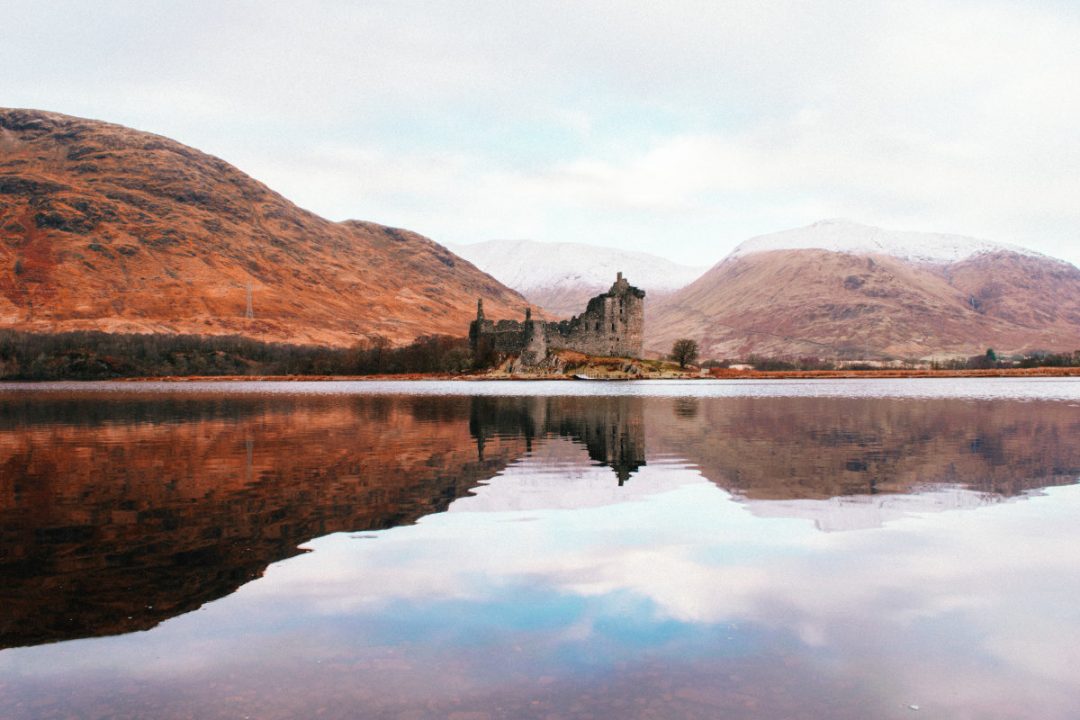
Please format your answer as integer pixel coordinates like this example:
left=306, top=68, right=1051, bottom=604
left=670, top=338, right=699, bottom=369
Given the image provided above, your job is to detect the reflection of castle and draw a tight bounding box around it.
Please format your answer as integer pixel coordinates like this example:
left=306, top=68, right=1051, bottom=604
left=470, top=396, right=646, bottom=484
left=6, top=391, right=1076, bottom=652
left=0, top=393, right=647, bottom=651
left=469, top=273, right=645, bottom=365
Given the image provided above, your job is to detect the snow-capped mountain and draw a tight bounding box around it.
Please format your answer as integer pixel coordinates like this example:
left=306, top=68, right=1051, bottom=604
left=649, top=220, right=1080, bottom=360
left=746, top=488, right=1013, bottom=533
left=731, top=219, right=1045, bottom=264
left=447, top=239, right=707, bottom=318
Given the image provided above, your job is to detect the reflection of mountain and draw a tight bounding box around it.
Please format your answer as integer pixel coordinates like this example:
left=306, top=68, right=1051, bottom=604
left=2, top=390, right=1077, bottom=650
left=0, top=394, right=525, bottom=649
left=746, top=486, right=1026, bottom=532
left=468, top=394, right=1080, bottom=505
left=470, top=396, right=646, bottom=483
left=646, top=396, right=1080, bottom=519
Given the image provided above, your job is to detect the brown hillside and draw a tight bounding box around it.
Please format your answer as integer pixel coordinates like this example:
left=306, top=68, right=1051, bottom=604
left=0, top=109, right=531, bottom=346
left=647, top=249, right=1080, bottom=359
left=646, top=396, right=1080, bottom=501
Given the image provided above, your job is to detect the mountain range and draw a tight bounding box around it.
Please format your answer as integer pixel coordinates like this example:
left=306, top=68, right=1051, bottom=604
left=458, top=221, right=1080, bottom=359
left=2, top=109, right=1078, bottom=359
left=646, top=220, right=1080, bottom=359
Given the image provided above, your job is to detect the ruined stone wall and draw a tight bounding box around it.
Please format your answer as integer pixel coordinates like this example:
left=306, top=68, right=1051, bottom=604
left=470, top=274, right=645, bottom=364
left=544, top=274, right=645, bottom=358
left=469, top=314, right=527, bottom=356
left=489, top=320, right=528, bottom=354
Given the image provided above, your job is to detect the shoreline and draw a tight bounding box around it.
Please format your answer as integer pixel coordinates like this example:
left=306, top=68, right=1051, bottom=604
left=72, top=366, right=1080, bottom=382
left=704, top=366, right=1080, bottom=380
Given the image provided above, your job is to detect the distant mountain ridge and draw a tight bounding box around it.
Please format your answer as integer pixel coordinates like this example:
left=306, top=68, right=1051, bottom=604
left=648, top=220, right=1080, bottom=360
left=0, top=108, right=530, bottom=346
left=447, top=239, right=707, bottom=318
left=731, top=218, right=1044, bottom=264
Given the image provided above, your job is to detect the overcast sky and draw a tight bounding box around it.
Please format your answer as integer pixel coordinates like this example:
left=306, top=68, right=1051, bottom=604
left=5, top=0, right=1080, bottom=267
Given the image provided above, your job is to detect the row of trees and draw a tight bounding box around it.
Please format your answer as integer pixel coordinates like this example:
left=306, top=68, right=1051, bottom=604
left=1018, top=350, right=1080, bottom=368
left=0, top=330, right=476, bottom=380
left=670, top=340, right=1080, bottom=371
left=4, top=330, right=1076, bottom=380
left=931, top=348, right=1080, bottom=370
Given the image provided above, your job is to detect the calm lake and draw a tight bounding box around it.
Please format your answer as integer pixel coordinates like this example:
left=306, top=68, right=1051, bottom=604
left=2, top=378, right=1080, bottom=719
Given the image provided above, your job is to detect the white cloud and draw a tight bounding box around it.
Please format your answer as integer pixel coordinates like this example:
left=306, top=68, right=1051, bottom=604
left=3, top=1, right=1080, bottom=266
left=227, top=473, right=1080, bottom=714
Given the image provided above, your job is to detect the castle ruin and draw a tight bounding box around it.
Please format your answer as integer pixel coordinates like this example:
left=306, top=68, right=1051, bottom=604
left=470, top=272, right=645, bottom=366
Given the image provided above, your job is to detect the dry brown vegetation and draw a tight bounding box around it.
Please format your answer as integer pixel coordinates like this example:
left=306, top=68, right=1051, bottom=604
left=648, top=248, right=1080, bottom=359
left=707, top=366, right=1080, bottom=379
left=0, top=109, right=533, bottom=347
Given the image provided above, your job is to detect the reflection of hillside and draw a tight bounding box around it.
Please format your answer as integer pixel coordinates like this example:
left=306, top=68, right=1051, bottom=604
left=0, top=394, right=525, bottom=650
left=4, top=391, right=1077, bottom=650
left=470, top=396, right=645, bottom=483
left=647, top=397, right=1080, bottom=500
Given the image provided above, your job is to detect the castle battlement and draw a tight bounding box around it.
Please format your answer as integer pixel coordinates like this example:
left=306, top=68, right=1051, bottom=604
left=470, top=272, right=645, bottom=365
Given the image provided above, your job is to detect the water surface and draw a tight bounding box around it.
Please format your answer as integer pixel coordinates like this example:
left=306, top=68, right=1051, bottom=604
left=2, top=379, right=1079, bottom=719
